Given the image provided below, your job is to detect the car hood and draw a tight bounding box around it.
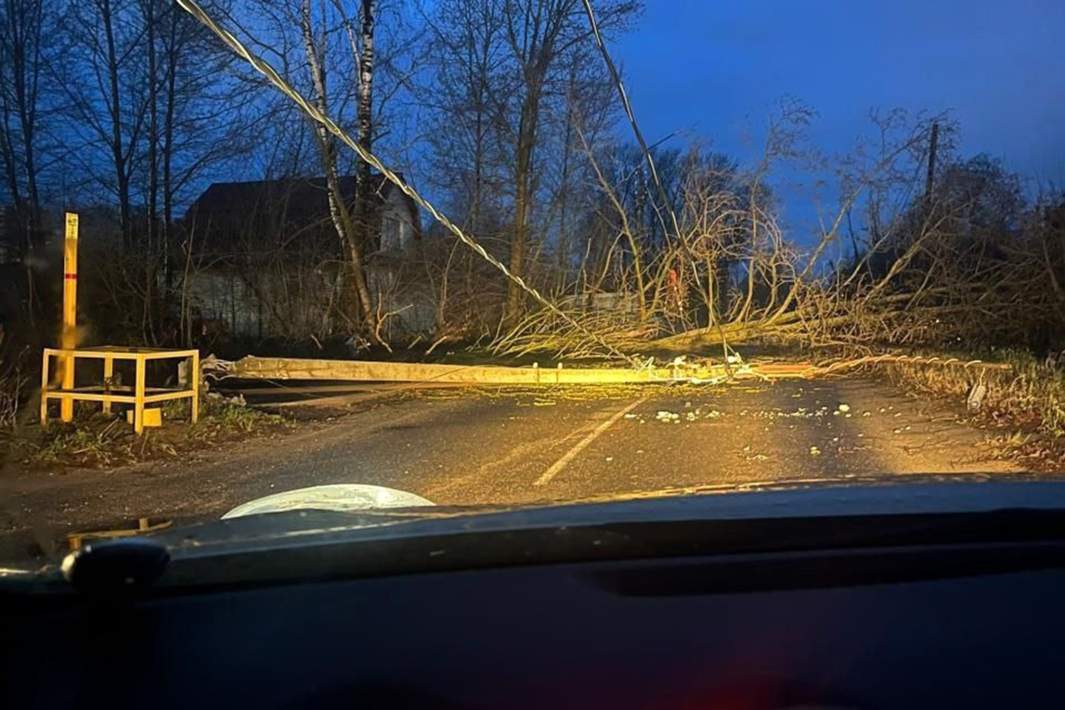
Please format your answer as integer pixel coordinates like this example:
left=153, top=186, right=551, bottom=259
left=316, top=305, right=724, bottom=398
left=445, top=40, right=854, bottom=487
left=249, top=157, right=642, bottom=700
left=158, top=474, right=1065, bottom=550
left=10, top=476, right=1065, bottom=594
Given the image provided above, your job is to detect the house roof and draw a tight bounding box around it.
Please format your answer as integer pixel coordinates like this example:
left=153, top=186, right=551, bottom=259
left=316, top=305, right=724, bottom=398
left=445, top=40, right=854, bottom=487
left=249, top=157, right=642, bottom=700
left=184, top=174, right=407, bottom=231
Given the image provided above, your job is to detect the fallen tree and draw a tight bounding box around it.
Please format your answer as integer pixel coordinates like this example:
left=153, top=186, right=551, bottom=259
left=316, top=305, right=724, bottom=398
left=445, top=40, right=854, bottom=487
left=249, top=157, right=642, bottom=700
left=489, top=8, right=1065, bottom=359
left=491, top=116, right=1065, bottom=359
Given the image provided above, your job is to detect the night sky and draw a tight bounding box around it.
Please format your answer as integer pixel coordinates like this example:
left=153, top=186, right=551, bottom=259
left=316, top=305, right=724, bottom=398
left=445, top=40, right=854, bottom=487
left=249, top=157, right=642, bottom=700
left=614, top=0, right=1065, bottom=226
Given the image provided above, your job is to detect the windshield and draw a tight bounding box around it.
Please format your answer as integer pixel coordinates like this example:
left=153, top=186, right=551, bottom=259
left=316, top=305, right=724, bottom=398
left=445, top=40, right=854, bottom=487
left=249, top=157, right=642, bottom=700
left=2, top=0, right=1063, bottom=570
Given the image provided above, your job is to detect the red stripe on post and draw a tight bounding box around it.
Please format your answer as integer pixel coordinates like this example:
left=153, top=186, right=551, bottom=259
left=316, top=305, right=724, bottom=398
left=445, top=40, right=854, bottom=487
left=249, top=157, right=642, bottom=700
left=64, top=273, right=78, bottom=280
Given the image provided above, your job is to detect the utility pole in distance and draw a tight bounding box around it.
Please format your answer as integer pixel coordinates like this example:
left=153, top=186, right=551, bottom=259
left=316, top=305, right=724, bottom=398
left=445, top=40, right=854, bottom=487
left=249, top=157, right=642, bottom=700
left=925, top=121, right=939, bottom=199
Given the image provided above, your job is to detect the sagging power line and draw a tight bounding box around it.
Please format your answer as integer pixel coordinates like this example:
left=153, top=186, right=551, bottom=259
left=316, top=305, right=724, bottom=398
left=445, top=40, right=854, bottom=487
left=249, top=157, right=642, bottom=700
left=174, top=0, right=637, bottom=365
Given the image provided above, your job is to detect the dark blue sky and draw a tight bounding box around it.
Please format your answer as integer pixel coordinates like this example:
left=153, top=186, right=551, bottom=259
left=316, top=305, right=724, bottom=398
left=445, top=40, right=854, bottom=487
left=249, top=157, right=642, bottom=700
left=614, top=0, right=1065, bottom=203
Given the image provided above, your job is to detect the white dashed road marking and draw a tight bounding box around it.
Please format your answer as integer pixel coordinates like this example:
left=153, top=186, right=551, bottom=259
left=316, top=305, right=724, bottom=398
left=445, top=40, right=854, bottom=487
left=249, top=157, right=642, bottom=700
left=533, top=396, right=649, bottom=487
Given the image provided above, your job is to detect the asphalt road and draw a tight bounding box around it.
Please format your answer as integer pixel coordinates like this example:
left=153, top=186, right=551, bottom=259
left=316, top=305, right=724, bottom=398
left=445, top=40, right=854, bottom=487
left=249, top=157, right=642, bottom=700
left=1, top=375, right=1023, bottom=561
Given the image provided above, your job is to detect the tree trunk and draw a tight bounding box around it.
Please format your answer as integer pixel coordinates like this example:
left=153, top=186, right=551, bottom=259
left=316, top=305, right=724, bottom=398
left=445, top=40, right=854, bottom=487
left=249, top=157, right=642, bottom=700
left=354, top=0, right=376, bottom=251
left=555, top=67, right=577, bottom=289
left=143, top=0, right=159, bottom=342
left=162, top=4, right=178, bottom=289
left=145, top=0, right=159, bottom=255
left=506, top=83, right=542, bottom=322
left=100, top=0, right=132, bottom=250
left=1, top=0, right=44, bottom=252
left=300, top=0, right=375, bottom=334
left=469, top=83, right=484, bottom=235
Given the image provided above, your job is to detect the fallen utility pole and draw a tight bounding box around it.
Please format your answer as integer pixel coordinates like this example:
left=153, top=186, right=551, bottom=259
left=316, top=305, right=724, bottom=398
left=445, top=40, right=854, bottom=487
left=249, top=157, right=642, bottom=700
left=211, top=354, right=1011, bottom=388
left=219, top=356, right=744, bottom=385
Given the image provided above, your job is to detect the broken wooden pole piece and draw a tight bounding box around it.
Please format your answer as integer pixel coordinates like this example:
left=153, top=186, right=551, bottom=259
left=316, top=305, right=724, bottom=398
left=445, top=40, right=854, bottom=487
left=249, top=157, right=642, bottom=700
left=216, top=355, right=838, bottom=386
left=226, top=356, right=681, bottom=385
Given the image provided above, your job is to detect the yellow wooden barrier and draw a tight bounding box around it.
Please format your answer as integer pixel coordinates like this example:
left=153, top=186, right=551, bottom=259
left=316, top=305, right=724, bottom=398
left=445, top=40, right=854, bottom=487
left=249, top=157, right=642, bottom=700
left=41, top=347, right=200, bottom=434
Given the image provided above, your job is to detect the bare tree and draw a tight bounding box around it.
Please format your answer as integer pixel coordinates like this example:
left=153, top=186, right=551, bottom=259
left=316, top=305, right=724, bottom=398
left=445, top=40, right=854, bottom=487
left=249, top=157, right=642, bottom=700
left=156, top=0, right=251, bottom=284
left=0, top=0, right=59, bottom=329
left=58, top=0, right=154, bottom=250
left=499, top=0, right=575, bottom=322
left=422, top=0, right=508, bottom=237
left=298, top=0, right=377, bottom=337
left=0, top=0, right=54, bottom=254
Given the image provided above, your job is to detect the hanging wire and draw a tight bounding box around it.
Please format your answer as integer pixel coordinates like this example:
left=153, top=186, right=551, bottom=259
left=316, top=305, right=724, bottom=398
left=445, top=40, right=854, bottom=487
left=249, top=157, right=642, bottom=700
left=174, top=0, right=638, bottom=365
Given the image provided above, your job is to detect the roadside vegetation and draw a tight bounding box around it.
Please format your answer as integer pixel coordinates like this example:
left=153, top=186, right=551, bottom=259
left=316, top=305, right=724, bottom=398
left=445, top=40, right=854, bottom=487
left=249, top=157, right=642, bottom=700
left=0, top=347, right=29, bottom=432
left=4, top=395, right=288, bottom=470
left=878, top=349, right=1065, bottom=469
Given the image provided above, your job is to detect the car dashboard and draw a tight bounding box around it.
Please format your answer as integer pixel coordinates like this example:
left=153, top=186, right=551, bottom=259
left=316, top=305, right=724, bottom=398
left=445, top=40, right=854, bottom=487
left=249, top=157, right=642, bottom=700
left=3, top=483, right=1065, bottom=709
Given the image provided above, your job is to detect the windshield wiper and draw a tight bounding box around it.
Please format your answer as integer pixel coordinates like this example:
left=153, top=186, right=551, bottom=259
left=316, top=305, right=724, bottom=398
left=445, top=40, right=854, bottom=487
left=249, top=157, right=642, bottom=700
left=61, top=538, right=170, bottom=598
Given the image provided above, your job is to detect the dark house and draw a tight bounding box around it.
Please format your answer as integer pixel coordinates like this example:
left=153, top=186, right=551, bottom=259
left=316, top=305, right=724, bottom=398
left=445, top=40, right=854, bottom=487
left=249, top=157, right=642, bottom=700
left=183, top=174, right=420, bottom=255
left=179, top=174, right=431, bottom=340
left=0, top=205, right=24, bottom=264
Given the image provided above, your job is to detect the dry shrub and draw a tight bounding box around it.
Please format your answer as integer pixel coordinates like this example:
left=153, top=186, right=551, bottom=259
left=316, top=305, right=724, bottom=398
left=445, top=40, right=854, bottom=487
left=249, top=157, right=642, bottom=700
left=489, top=303, right=658, bottom=360
left=882, top=349, right=1065, bottom=437
left=0, top=347, right=30, bottom=432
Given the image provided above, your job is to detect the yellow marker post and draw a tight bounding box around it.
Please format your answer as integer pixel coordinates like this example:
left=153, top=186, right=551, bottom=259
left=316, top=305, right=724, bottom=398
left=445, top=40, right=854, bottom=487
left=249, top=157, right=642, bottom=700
left=39, top=350, right=50, bottom=428
left=134, top=356, right=146, bottom=434
left=102, top=355, right=113, bottom=415
left=190, top=350, right=200, bottom=424
left=60, top=213, right=79, bottom=422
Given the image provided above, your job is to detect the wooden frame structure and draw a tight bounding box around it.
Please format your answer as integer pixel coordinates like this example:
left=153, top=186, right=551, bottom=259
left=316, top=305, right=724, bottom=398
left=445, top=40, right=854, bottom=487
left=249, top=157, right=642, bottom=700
left=67, top=517, right=173, bottom=552
left=41, top=346, right=200, bottom=434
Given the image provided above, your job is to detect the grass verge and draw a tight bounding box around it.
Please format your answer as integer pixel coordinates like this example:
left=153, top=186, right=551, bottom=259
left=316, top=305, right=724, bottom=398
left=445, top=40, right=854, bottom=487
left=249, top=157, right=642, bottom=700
left=880, top=348, right=1065, bottom=469
left=7, top=394, right=290, bottom=470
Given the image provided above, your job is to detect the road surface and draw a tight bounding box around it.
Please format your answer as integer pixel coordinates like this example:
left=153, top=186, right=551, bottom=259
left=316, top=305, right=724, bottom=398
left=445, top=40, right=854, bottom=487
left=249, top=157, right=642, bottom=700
left=0, top=375, right=1025, bottom=561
